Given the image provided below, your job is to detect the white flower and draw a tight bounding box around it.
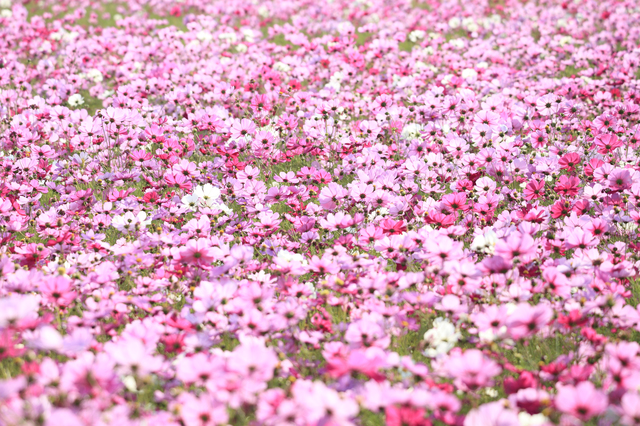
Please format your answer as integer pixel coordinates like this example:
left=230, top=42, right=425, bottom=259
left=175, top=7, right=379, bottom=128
left=617, top=222, right=638, bottom=233
left=63, top=31, right=79, bottom=42
left=247, top=270, right=273, bottom=284
left=484, top=388, right=499, bottom=398
left=518, top=413, right=549, bottom=426
left=112, top=211, right=151, bottom=233
left=196, top=30, right=213, bottom=42
left=257, top=5, right=269, bottom=17
left=478, top=326, right=507, bottom=343
left=559, top=36, right=574, bottom=46
left=401, top=123, right=422, bottom=140
left=122, top=375, right=137, bottom=392
left=367, top=207, right=389, bottom=222
left=50, top=29, right=65, bottom=41
left=193, top=184, right=221, bottom=204
left=94, top=202, right=113, bottom=212
left=87, top=69, right=103, bottom=83
left=423, top=317, right=460, bottom=358
left=304, top=282, right=318, bottom=299
left=449, top=39, right=465, bottom=49
left=474, top=176, right=497, bottom=195
left=462, top=18, right=479, bottom=32
left=408, top=30, right=426, bottom=43
left=181, top=194, right=200, bottom=211
left=211, top=202, right=233, bottom=215
left=471, top=230, right=498, bottom=254
left=327, top=72, right=344, bottom=91
left=461, top=68, right=477, bottom=82
left=137, top=211, right=152, bottom=228
left=274, top=61, right=291, bottom=72
left=190, top=184, right=231, bottom=213
left=277, top=249, right=307, bottom=265
left=68, top=93, right=84, bottom=107
left=218, top=32, right=237, bottom=42
left=241, top=28, right=257, bottom=43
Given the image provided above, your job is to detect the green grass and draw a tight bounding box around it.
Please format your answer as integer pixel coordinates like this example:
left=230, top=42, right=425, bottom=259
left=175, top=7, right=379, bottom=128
left=356, top=32, right=372, bottom=46
left=399, top=41, right=416, bottom=52
left=26, top=1, right=187, bottom=30
left=531, top=27, right=541, bottom=42
left=410, top=0, right=431, bottom=10
left=445, top=28, right=469, bottom=42
left=557, top=65, right=585, bottom=79
left=360, top=410, right=385, bottom=426
left=77, top=89, right=103, bottom=116
left=271, top=33, right=298, bottom=48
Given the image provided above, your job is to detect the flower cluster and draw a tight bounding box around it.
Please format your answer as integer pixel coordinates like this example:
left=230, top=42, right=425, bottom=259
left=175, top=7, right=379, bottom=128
left=1, top=0, right=640, bottom=424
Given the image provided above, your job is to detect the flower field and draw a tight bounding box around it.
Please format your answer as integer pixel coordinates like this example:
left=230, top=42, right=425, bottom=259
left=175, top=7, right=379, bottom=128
left=2, top=0, right=640, bottom=424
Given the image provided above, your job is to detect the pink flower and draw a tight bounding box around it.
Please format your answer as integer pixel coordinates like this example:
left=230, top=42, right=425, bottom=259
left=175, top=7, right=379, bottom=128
left=39, top=276, right=77, bottom=307
left=319, top=211, right=354, bottom=231
left=345, top=319, right=390, bottom=349
left=506, top=303, right=553, bottom=340
left=554, top=381, right=607, bottom=421
left=620, top=392, right=640, bottom=425
left=608, top=169, right=633, bottom=191
left=164, top=172, right=193, bottom=190
left=230, top=118, right=257, bottom=140
left=494, top=232, right=537, bottom=263
left=179, top=238, right=216, bottom=269
left=227, top=336, right=279, bottom=382
left=445, top=349, right=502, bottom=390
left=565, top=228, right=597, bottom=250
left=104, top=338, right=163, bottom=376
left=291, top=380, right=359, bottom=425
left=464, top=401, right=520, bottom=426
left=178, top=392, right=229, bottom=426
left=358, top=225, right=384, bottom=247
left=309, top=255, right=340, bottom=274
left=318, top=182, right=347, bottom=210
left=14, top=243, right=50, bottom=267
left=595, top=133, right=623, bottom=154
left=536, top=93, right=559, bottom=116
left=45, top=409, right=85, bottom=426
